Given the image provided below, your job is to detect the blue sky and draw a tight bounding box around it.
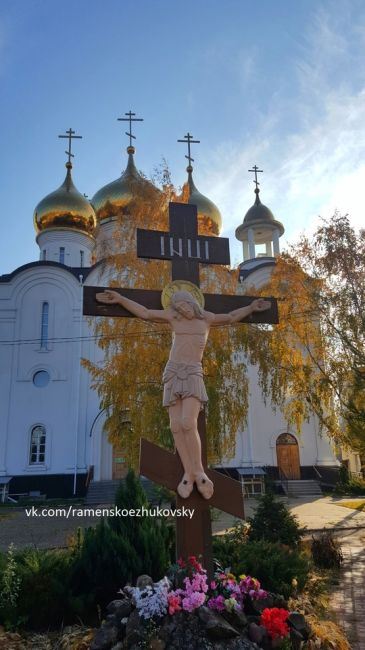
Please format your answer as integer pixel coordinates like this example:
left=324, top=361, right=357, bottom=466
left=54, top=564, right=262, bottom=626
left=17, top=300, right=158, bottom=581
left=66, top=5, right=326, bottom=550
left=1, top=0, right=365, bottom=272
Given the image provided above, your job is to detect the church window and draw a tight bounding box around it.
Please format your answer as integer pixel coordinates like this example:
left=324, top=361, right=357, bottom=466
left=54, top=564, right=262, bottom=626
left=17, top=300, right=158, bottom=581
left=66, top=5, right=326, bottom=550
left=80, top=250, right=84, bottom=267
left=29, top=425, right=46, bottom=464
left=40, top=302, right=49, bottom=349
left=33, top=370, right=50, bottom=387
left=59, top=247, right=65, bottom=264
left=277, top=433, right=298, bottom=445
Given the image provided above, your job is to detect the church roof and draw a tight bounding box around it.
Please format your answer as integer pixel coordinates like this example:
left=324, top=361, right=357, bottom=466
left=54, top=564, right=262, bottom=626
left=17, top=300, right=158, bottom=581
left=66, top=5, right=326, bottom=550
left=0, top=260, right=99, bottom=283
left=33, top=163, right=97, bottom=236
left=91, top=146, right=160, bottom=221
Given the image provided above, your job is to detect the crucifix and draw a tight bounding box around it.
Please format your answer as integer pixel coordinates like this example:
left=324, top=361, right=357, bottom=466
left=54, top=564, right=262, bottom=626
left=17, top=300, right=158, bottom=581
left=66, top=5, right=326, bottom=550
left=83, top=201, right=278, bottom=574
left=117, top=110, right=144, bottom=148
left=58, top=128, right=82, bottom=164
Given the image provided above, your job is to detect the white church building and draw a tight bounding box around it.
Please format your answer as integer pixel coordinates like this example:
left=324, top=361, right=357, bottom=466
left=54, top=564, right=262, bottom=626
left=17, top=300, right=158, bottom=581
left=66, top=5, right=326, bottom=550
left=0, top=131, right=339, bottom=500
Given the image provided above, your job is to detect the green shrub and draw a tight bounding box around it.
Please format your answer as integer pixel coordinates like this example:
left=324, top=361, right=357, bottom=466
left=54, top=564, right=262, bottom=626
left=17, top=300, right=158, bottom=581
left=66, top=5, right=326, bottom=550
left=70, top=470, right=175, bottom=617
left=212, top=521, right=250, bottom=570
left=0, top=471, right=175, bottom=629
left=0, top=544, right=23, bottom=629
left=213, top=537, right=310, bottom=598
left=248, top=492, right=305, bottom=547
left=13, top=548, right=73, bottom=629
left=311, top=532, right=343, bottom=569
left=108, top=469, right=175, bottom=578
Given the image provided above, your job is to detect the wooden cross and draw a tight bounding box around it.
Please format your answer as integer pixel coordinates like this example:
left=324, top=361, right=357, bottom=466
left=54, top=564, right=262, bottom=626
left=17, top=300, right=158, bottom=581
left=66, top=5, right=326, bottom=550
left=58, top=128, right=82, bottom=164
left=83, top=202, right=278, bottom=574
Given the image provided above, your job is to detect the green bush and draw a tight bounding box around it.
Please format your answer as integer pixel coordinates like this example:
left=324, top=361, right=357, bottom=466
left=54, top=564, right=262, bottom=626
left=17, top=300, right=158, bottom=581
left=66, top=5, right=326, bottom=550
left=335, top=464, right=365, bottom=495
left=311, top=532, right=343, bottom=569
left=0, top=470, right=175, bottom=629
left=247, top=492, right=305, bottom=547
left=0, top=547, right=74, bottom=630
left=0, top=544, right=23, bottom=629
left=212, top=521, right=250, bottom=570
left=213, top=536, right=310, bottom=598
left=70, top=469, right=175, bottom=617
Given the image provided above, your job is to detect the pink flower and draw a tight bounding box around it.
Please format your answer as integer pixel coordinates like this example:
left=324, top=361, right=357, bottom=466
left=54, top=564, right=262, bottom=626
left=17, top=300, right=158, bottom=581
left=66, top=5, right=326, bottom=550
left=207, top=595, right=226, bottom=612
left=210, top=580, right=217, bottom=590
left=182, top=591, right=206, bottom=612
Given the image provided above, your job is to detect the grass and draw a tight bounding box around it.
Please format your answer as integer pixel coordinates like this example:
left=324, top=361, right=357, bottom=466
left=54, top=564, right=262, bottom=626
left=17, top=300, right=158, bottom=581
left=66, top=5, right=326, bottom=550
left=0, top=512, right=16, bottom=521
left=337, top=500, right=365, bottom=511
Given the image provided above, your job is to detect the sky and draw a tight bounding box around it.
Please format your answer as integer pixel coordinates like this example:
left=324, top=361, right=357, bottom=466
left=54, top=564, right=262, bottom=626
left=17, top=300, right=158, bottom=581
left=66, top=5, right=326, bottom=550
left=1, top=0, right=365, bottom=272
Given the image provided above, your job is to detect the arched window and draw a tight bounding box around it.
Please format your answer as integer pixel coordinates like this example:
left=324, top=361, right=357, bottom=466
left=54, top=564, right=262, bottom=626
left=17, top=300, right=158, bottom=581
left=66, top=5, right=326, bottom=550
left=40, top=302, right=49, bottom=349
left=59, top=247, right=65, bottom=264
left=29, top=425, right=46, bottom=464
left=276, top=433, right=298, bottom=446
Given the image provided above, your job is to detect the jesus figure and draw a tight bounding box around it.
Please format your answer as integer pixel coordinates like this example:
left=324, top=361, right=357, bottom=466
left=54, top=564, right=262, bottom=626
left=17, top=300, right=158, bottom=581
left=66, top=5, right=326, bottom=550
left=96, top=286, right=271, bottom=500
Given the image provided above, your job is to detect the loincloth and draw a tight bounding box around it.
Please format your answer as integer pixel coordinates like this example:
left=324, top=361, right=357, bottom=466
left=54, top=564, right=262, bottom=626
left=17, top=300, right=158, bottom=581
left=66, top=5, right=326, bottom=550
left=162, top=361, right=208, bottom=409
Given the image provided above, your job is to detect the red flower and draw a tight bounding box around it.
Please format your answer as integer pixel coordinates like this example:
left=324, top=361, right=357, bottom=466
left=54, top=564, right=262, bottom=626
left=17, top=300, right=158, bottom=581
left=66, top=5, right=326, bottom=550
left=168, top=593, right=182, bottom=615
left=260, top=607, right=290, bottom=640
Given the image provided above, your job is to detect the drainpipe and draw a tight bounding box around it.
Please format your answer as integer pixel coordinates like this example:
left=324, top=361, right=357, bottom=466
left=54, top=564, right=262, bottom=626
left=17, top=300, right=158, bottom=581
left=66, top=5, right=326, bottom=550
left=73, top=275, right=83, bottom=495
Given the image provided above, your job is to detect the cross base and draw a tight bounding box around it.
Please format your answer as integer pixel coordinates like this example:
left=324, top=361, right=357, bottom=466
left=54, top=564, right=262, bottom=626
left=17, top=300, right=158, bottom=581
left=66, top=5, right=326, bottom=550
left=140, top=432, right=245, bottom=575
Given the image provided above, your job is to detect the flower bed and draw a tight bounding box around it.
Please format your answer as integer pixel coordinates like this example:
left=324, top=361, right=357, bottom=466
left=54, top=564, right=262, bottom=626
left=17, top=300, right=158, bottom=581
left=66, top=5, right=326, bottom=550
left=89, top=556, right=306, bottom=649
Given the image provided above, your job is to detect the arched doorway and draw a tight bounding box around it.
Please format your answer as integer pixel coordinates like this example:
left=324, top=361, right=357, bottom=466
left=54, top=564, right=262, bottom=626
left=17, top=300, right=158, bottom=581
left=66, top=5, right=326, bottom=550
left=276, top=433, right=300, bottom=479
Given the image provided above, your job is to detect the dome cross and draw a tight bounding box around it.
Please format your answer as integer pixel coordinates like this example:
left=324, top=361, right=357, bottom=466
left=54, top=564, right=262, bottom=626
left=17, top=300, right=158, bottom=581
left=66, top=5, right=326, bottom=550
left=118, top=110, right=144, bottom=148
left=248, top=164, right=263, bottom=191
left=177, top=132, right=200, bottom=169
left=58, top=128, right=82, bottom=165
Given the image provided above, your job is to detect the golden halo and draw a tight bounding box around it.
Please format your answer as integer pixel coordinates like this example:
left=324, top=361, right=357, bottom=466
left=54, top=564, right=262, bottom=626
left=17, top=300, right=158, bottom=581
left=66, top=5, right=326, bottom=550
left=161, top=280, right=205, bottom=309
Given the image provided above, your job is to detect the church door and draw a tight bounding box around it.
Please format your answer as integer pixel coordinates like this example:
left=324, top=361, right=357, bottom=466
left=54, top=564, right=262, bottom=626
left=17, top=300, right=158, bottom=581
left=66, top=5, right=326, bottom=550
left=276, top=433, right=300, bottom=479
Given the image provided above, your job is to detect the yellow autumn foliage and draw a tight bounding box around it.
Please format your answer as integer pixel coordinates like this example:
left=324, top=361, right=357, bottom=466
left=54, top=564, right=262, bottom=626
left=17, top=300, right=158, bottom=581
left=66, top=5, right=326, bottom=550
left=83, top=176, right=251, bottom=468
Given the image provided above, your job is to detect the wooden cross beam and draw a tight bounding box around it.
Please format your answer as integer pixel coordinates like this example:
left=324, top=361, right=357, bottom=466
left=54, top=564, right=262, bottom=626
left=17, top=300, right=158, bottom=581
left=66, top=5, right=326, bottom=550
left=83, top=201, right=278, bottom=574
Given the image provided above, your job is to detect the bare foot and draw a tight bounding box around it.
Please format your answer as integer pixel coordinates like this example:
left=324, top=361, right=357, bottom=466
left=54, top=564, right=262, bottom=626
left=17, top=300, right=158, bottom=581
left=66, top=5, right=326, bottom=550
left=177, top=474, right=194, bottom=499
left=194, top=472, right=214, bottom=499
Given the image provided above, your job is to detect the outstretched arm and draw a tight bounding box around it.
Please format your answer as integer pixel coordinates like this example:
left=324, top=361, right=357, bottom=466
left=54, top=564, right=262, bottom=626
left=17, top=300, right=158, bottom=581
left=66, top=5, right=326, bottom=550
left=95, top=290, right=170, bottom=322
left=207, top=298, right=271, bottom=326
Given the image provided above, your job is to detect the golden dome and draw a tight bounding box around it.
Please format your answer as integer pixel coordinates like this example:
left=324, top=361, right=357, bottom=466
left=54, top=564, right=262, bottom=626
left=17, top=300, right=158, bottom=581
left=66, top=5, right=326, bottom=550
left=34, top=163, right=97, bottom=235
left=185, top=166, right=222, bottom=236
left=91, top=146, right=159, bottom=221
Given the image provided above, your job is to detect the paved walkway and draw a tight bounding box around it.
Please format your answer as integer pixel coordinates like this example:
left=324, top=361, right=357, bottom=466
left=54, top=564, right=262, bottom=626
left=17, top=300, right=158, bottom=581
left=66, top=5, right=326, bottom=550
left=213, top=495, right=365, bottom=533
left=330, top=528, right=365, bottom=650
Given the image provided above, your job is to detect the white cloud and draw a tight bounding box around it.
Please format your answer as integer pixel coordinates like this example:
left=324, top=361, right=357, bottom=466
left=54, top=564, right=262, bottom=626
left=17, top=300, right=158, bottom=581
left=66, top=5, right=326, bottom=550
left=194, top=4, right=365, bottom=262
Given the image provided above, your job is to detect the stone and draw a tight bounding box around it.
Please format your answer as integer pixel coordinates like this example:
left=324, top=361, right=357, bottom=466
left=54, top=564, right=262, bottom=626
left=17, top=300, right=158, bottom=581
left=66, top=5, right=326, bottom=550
left=125, top=609, right=146, bottom=648
left=248, top=622, right=267, bottom=645
left=222, top=608, right=248, bottom=629
left=205, top=608, right=239, bottom=639
left=197, top=607, right=240, bottom=639
left=106, top=598, right=133, bottom=619
left=136, top=574, right=154, bottom=589
left=288, top=611, right=311, bottom=640
left=111, top=644, right=124, bottom=650
left=90, top=619, right=120, bottom=650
